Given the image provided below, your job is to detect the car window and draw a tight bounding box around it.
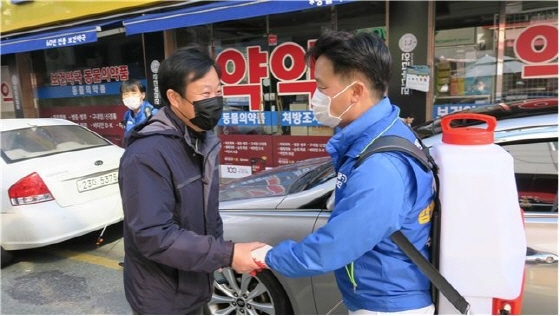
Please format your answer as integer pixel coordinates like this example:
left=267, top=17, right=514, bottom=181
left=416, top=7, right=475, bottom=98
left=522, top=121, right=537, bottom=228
left=1, top=125, right=111, bottom=163
left=502, top=138, right=558, bottom=213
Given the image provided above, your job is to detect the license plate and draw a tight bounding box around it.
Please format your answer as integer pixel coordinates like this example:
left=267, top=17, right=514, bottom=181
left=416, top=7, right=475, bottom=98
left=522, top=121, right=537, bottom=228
left=76, top=171, right=118, bottom=193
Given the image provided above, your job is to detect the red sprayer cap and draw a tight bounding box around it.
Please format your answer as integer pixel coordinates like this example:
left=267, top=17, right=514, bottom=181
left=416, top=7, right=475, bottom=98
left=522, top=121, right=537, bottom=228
left=441, top=113, right=497, bottom=145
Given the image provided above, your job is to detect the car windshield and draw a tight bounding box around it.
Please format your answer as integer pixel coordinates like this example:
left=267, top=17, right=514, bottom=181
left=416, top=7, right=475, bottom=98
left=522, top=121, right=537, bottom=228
left=415, top=98, right=558, bottom=139
left=1, top=125, right=111, bottom=163
left=219, top=157, right=332, bottom=202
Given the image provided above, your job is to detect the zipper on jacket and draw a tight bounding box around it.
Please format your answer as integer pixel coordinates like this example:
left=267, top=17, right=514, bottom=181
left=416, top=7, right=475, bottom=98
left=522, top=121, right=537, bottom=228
left=345, top=262, right=358, bottom=293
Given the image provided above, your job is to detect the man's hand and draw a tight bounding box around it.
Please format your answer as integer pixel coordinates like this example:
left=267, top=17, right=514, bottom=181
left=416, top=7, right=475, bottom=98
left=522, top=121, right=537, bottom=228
left=231, top=242, right=266, bottom=274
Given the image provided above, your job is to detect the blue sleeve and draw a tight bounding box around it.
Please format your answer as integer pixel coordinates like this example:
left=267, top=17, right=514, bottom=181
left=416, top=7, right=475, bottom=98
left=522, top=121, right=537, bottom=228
left=265, top=154, right=409, bottom=277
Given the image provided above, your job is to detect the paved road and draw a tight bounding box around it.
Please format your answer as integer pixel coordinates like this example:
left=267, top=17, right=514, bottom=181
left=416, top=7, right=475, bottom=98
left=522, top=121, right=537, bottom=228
left=1, top=223, right=130, bottom=315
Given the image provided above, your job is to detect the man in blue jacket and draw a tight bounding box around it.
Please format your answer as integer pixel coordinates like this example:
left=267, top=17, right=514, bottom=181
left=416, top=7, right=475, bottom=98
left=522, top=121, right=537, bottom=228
left=118, top=45, right=264, bottom=314
left=262, top=31, right=436, bottom=313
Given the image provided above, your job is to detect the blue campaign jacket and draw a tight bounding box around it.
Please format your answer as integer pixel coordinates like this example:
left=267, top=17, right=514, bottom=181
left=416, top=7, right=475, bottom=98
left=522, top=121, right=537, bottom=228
left=265, top=97, right=435, bottom=312
left=123, top=101, right=158, bottom=134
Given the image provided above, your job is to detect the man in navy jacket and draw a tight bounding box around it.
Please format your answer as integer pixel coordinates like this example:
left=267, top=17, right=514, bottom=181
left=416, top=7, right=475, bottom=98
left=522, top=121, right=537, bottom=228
left=118, top=45, right=264, bottom=315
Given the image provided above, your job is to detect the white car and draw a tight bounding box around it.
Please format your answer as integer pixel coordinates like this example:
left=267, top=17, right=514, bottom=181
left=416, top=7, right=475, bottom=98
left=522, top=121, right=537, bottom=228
left=1, top=118, right=124, bottom=266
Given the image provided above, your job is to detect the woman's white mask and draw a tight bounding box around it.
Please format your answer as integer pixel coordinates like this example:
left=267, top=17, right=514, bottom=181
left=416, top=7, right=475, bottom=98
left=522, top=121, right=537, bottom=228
left=311, top=81, right=357, bottom=128
left=123, top=97, right=142, bottom=110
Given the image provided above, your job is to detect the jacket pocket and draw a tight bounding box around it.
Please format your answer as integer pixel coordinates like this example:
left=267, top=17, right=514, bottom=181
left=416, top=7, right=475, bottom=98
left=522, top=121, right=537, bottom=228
left=177, top=270, right=212, bottom=303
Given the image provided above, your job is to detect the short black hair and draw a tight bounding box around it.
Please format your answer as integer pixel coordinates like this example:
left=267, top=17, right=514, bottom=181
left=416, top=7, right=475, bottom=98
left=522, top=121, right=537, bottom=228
left=158, top=44, right=221, bottom=106
left=120, top=79, right=146, bottom=94
left=306, top=30, right=392, bottom=98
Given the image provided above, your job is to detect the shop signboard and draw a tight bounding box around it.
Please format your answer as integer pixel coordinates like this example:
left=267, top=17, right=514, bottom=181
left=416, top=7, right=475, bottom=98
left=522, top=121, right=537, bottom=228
left=219, top=134, right=330, bottom=178
left=1, top=66, right=15, bottom=118
left=272, top=135, right=329, bottom=166
left=143, top=32, right=165, bottom=107
left=218, top=110, right=319, bottom=127
left=514, top=23, right=558, bottom=79
left=40, top=105, right=127, bottom=146
left=387, top=1, right=430, bottom=124
left=216, top=41, right=317, bottom=111
left=220, top=134, right=274, bottom=179
left=37, top=66, right=135, bottom=99
left=432, top=103, right=489, bottom=119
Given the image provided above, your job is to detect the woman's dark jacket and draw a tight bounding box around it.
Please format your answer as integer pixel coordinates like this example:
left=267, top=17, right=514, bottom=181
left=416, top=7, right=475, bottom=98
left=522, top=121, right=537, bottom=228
left=118, top=106, right=234, bottom=314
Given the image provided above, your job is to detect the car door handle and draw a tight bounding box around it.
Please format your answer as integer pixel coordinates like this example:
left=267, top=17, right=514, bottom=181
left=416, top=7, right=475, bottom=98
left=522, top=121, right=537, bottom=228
left=526, top=247, right=558, bottom=264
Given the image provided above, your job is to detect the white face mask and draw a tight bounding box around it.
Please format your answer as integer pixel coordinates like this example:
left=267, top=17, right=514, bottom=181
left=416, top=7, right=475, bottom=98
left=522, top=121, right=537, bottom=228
left=123, top=97, right=142, bottom=110
left=311, top=81, right=356, bottom=128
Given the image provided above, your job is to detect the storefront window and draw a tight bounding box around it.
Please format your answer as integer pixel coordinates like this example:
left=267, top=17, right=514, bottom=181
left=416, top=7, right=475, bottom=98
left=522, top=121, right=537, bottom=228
left=502, top=7, right=558, bottom=101
left=433, top=26, right=496, bottom=118
left=433, top=2, right=558, bottom=118
left=31, top=33, right=145, bottom=145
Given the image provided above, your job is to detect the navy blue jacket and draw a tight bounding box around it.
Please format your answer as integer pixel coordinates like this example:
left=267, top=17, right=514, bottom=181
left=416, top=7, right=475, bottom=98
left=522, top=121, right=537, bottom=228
left=119, top=106, right=233, bottom=314
left=266, top=97, right=434, bottom=312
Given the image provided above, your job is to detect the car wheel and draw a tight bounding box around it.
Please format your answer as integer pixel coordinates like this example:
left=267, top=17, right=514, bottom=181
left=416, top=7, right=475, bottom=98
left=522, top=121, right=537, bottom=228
left=1, top=247, right=14, bottom=268
left=206, top=268, right=293, bottom=315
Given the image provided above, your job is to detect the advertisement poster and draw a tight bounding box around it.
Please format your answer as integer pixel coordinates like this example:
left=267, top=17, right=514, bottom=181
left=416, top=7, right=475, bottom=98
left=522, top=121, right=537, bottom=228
left=405, top=65, right=431, bottom=92
left=220, top=134, right=330, bottom=178
left=40, top=105, right=127, bottom=146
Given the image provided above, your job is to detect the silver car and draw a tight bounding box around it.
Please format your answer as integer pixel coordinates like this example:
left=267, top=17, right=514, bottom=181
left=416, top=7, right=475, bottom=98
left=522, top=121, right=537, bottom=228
left=211, top=98, right=558, bottom=315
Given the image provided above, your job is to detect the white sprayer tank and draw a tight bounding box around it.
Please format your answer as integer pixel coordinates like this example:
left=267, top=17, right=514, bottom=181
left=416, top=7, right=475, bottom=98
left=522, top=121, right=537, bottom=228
left=431, top=113, right=527, bottom=314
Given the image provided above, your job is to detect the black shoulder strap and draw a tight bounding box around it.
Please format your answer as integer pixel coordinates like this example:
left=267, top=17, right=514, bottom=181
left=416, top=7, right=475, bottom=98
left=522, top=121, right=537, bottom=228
left=354, top=135, right=470, bottom=315
left=355, top=136, right=432, bottom=171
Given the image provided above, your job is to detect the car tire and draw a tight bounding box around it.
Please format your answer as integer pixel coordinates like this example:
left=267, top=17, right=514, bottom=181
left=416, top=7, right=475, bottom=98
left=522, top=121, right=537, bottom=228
left=1, top=247, right=14, bottom=268
left=206, top=268, right=294, bottom=315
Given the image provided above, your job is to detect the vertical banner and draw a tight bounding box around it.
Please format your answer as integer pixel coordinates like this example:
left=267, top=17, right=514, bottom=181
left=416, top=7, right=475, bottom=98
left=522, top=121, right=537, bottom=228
left=6, top=55, right=25, bottom=118
left=388, top=1, right=431, bottom=124
left=143, top=31, right=165, bottom=108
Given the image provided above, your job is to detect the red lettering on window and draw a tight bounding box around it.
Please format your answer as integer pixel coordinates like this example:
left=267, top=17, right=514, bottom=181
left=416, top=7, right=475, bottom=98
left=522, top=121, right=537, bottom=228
left=270, top=43, right=306, bottom=81
left=247, top=46, right=268, bottom=84
left=65, top=71, right=74, bottom=85
left=73, top=70, right=82, bottom=84
left=50, top=72, right=60, bottom=86
left=522, top=64, right=558, bottom=78
left=92, top=68, right=102, bottom=84
left=118, top=65, right=129, bottom=81
left=58, top=71, right=67, bottom=86
left=217, top=49, right=247, bottom=85
left=83, top=69, right=93, bottom=84
left=224, top=84, right=262, bottom=111
left=514, top=24, right=558, bottom=78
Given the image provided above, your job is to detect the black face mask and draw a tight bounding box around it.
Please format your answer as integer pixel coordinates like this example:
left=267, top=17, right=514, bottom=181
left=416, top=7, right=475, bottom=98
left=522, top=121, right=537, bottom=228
left=188, top=96, right=224, bottom=131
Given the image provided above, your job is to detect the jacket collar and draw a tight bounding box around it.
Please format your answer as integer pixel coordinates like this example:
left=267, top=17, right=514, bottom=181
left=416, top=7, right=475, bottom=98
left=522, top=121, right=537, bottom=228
left=326, top=97, right=401, bottom=169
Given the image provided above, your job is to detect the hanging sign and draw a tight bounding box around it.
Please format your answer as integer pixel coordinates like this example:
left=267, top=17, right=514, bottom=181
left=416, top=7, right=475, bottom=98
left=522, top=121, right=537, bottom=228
left=405, top=65, right=430, bottom=92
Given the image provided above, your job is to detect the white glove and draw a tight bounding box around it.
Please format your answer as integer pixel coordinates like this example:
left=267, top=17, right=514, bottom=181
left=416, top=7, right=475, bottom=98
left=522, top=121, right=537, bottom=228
left=251, top=245, right=272, bottom=269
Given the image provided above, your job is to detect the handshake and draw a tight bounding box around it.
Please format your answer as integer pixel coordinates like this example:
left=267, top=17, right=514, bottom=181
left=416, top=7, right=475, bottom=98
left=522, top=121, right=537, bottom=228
left=231, top=242, right=273, bottom=275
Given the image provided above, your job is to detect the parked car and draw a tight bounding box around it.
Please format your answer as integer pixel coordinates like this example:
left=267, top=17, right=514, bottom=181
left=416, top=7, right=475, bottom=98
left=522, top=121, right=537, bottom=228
left=212, top=98, right=558, bottom=315
left=0, top=118, right=125, bottom=267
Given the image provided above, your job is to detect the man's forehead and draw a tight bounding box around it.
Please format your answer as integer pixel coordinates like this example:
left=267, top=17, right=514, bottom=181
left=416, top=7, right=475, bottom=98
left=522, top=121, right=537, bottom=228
left=315, top=56, right=336, bottom=82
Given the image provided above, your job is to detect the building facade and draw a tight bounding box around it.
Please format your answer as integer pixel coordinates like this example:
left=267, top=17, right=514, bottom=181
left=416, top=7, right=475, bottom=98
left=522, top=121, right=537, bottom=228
left=1, top=0, right=557, bottom=178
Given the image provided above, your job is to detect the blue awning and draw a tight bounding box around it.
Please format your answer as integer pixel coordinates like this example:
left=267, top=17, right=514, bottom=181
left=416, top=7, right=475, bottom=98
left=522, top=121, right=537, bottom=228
left=1, top=21, right=120, bottom=55
left=124, top=0, right=349, bottom=35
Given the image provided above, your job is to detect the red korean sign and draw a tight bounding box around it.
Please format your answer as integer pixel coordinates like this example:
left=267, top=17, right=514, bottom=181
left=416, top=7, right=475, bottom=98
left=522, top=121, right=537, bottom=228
left=220, top=134, right=330, bottom=168
left=216, top=40, right=317, bottom=111
left=220, top=134, right=275, bottom=168
left=40, top=105, right=127, bottom=146
left=514, top=24, right=558, bottom=79
left=272, top=135, right=329, bottom=166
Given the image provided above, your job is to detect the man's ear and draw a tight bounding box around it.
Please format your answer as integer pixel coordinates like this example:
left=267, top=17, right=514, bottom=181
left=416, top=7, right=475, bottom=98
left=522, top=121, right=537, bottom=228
left=166, top=89, right=180, bottom=109
left=351, top=82, right=365, bottom=102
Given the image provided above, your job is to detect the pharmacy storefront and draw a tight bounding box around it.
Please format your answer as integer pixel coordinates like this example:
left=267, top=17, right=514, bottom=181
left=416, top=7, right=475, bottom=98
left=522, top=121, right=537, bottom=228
left=2, top=1, right=557, bottom=178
